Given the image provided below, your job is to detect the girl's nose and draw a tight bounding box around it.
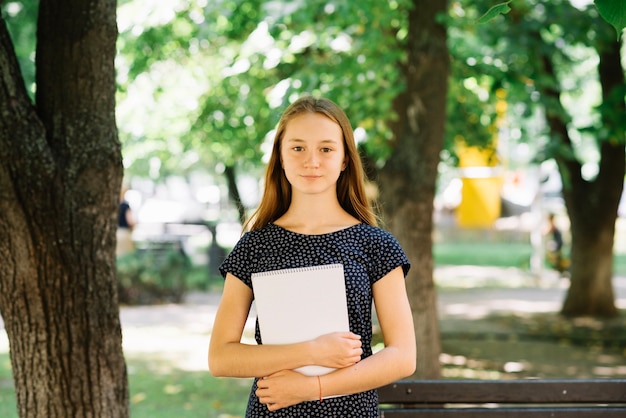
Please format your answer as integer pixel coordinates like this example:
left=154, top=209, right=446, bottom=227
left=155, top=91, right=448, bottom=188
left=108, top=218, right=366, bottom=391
left=304, top=151, right=319, bottom=167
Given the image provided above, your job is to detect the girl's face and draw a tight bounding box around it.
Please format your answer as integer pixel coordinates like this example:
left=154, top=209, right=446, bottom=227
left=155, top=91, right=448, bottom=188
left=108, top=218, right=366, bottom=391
left=280, top=112, right=347, bottom=198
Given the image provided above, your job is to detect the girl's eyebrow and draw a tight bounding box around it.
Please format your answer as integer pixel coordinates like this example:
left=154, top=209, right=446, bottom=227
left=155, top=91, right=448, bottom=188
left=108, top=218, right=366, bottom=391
left=284, top=138, right=340, bottom=144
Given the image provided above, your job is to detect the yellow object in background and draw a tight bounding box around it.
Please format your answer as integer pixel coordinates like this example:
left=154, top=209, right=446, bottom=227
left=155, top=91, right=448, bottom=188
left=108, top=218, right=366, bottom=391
left=457, top=175, right=503, bottom=227
left=456, top=143, right=503, bottom=228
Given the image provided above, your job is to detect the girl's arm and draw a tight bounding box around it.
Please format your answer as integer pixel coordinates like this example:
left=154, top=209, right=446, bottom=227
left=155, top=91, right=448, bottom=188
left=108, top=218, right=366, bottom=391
left=208, top=273, right=363, bottom=378
left=320, top=265, right=416, bottom=393
left=255, top=266, right=416, bottom=410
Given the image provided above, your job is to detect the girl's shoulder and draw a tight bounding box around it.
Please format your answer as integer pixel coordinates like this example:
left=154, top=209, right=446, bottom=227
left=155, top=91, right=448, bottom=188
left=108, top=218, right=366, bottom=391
left=237, top=224, right=275, bottom=244
left=353, top=223, right=399, bottom=241
left=235, top=223, right=295, bottom=247
left=341, top=224, right=405, bottom=255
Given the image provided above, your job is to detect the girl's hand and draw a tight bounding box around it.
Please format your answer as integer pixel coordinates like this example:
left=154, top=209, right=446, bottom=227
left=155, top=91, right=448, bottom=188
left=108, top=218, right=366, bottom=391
left=255, top=370, right=317, bottom=411
left=256, top=332, right=361, bottom=411
left=311, top=332, right=362, bottom=369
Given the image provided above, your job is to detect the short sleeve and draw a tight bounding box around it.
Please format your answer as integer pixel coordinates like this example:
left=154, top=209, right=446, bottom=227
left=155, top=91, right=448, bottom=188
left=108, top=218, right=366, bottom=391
left=218, top=232, right=255, bottom=288
left=368, top=229, right=410, bottom=283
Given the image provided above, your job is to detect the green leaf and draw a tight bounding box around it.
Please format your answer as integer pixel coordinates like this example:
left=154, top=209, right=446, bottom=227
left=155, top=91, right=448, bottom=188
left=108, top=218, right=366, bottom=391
left=595, top=0, right=626, bottom=40
left=477, top=1, right=513, bottom=24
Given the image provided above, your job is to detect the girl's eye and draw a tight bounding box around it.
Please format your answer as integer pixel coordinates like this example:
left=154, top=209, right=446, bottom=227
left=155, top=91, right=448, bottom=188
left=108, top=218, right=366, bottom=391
left=321, top=148, right=332, bottom=153
left=293, top=146, right=304, bottom=152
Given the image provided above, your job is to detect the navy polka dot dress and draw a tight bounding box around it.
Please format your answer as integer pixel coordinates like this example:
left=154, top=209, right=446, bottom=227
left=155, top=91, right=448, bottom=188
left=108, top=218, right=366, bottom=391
left=219, top=223, right=410, bottom=418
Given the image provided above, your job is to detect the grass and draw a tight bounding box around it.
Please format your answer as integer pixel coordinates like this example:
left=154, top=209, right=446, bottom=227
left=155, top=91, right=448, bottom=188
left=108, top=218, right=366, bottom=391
left=0, top=355, right=16, bottom=418
left=433, top=241, right=626, bottom=381
left=127, top=355, right=250, bottom=418
left=438, top=309, right=626, bottom=379
left=434, top=241, right=626, bottom=276
left=440, top=336, right=626, bottom=380
left=434, top=242, right=533, bottom=269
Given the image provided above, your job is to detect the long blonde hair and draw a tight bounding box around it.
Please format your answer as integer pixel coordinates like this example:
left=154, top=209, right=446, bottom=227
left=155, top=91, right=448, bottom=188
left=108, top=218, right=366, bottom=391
left=245, top=96, right=377, bottom=231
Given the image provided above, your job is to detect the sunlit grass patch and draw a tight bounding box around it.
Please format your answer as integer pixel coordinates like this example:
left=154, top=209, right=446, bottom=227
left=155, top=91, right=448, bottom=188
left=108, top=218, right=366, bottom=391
left=126, top=354, right=251, bottom=418
left=0, top=354, right=17, bottom=418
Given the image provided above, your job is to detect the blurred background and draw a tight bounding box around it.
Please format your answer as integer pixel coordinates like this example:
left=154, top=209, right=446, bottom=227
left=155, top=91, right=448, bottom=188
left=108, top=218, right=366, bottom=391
left=101, top=0, right=626, bottom=290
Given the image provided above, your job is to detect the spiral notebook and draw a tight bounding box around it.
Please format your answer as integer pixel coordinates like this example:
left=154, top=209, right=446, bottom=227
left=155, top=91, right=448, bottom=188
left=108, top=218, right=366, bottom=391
left=251, top=263, right=349, bottom=376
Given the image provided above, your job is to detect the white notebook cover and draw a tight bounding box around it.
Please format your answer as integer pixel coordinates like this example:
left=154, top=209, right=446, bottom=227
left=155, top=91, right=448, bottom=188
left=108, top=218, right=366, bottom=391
left=251, top=263, right=349, bottom=376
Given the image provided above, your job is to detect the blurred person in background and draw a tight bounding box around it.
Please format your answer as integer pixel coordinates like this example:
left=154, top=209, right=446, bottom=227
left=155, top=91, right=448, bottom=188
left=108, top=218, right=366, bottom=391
left=117, top=185, right=136, bottom=256
left=546, top=213, right=568, bottom=275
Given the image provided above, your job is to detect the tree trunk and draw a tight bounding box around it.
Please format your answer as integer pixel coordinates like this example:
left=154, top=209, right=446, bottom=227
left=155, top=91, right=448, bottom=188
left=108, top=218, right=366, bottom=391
left=0, top=1, right=129, bottom=416
left=536, top=21, right=623, bottom=318
left=378, top=0, right=449, bottom=379
left=561, top=37, right=624, bottom=317
left=563, top=208, right=618, bottom=317
left=224, top=164, right=247, bottom=225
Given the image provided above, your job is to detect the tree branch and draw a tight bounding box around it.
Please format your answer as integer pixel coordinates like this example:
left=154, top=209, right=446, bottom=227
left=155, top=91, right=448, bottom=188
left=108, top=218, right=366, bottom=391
left=0, top=16, right=52, bottom=188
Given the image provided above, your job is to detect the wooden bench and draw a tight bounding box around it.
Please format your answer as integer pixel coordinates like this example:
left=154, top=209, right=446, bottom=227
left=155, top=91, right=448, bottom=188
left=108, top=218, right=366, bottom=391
left=378, top=379, right=626, bottom=417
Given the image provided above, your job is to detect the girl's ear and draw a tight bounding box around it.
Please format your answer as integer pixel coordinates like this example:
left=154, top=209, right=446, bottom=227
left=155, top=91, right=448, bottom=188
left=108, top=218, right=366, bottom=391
left=342, top=157, right=348, bottom=171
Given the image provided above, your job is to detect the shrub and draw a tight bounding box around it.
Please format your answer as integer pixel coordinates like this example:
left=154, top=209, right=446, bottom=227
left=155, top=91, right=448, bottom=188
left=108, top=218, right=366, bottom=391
left=117, top=242, right=192, bottom=305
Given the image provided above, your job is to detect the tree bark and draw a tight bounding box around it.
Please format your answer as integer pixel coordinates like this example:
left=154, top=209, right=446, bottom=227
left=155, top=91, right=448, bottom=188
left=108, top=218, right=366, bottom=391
left=0, top=1, right=129, bottom=416
left=378, top=0, right=449, bottom=379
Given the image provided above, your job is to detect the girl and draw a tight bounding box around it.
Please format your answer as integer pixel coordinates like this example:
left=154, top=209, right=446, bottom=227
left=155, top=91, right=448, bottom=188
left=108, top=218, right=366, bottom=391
left=208, top=96, right=416, bottom=417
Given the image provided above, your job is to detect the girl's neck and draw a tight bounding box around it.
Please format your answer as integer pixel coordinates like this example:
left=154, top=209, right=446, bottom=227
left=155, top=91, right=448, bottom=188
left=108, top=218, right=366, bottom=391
left=275, top=195, right=359, bottom=235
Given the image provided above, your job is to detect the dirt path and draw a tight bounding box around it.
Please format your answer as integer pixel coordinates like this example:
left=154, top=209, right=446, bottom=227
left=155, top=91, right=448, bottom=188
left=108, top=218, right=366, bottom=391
left=120, top=267, right=626, bottom=372
left=2, top=267, right=625, bottom=374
